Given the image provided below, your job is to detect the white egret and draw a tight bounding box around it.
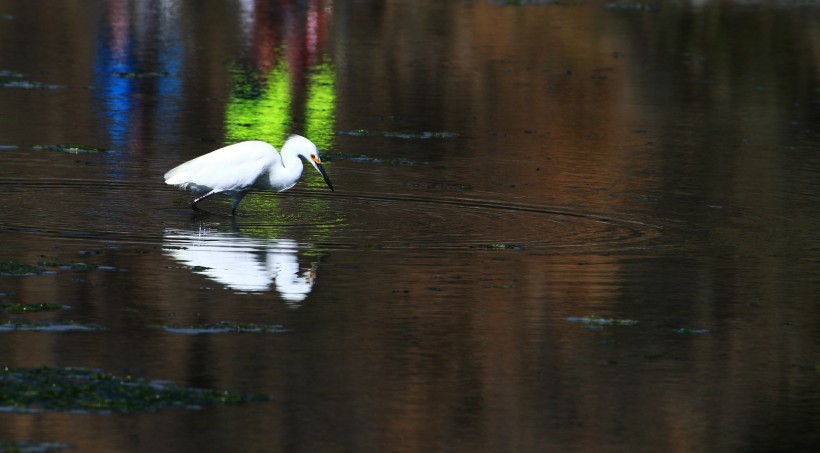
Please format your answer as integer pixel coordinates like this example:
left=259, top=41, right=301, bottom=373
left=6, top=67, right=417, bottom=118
left=164, top=135, right=334, bottom=215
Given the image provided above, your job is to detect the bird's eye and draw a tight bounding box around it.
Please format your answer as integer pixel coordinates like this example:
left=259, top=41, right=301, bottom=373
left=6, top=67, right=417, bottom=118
left=310, top=154, right=316, bottom=159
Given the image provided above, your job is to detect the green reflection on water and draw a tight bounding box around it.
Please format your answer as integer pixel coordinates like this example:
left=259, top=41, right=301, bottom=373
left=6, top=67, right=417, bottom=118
left=223, top=52, right=339, bottom=239
left=304, top=59, right=338, bottom=192
left=304, top=59, right=337, bottom=150
left=225, top=60, right=292, bottom=146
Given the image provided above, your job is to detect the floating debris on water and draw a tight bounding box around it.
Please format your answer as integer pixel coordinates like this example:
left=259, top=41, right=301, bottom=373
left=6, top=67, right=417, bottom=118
left=37, top=261, right=97, bottom=271
left=336, top=129, right=459, bottom=139
left=327, top=152, right=429, bottom=166
left=0, top=261, right=46, bottom=276
left=404, top=179, right=472, bottom=191
left=606, top=1, right=657, bottom=11
left=0, top=440, right=71, bottom=452
left=0, top=70, right=64, bottom=89
left=565, top=315, right=640, bottom=326
left=0, top=260, right=125, bottom=276
left=0, top=80, right=62, bottom=89
left=0, top=80, right=64, bottom=89
left=0, top=366, right=273, bottom=413
left=33, top=144, right=111, bottom=154
left=0, top=320, right=105, bottom=332
left=470, top=243, right=524, bottom=250
left=155, top=321, right=289, bottom=335
left=672, top=327, right=711, bottom=335
left=483, top=283, right=513, bottom=289
left=0, top=303, right=66, bottom=314
left=493, top=0, right=571, bottom=5
left=34, top=261, right=125, bottom=272
left=110, top=71, right=170, bottom=78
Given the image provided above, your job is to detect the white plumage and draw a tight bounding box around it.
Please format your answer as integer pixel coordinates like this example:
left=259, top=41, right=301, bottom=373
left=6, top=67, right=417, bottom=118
left=164, top=135, right=334, bottom=215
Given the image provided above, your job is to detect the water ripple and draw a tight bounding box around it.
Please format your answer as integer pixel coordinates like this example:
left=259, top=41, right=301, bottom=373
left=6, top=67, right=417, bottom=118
left=0, top=177, right=670, bottom=253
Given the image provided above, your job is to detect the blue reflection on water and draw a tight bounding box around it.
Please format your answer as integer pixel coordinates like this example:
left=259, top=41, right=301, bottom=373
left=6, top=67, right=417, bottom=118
left=93, top=2, right=137, bottom=153
left=92, top=0, right=184, bottom=178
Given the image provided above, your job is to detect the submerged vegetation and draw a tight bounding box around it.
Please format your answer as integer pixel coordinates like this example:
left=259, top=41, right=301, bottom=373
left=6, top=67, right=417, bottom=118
left=110, top=71, right=170, bottom=78
left=0, top=303, right=65, bottom=314
left=0, top=439, right=70, bottom=453
left=0, top=261, right=44, bottom=276
left=32, top=144, right=111, bottom=154
left=0, top=366, right=272, bottom=413
left=327, top=152, right=428, bottom=166
left=0, top=71, right=63, bottom=89
left=470, top=243, right=524, bottom=250
left=0, top=321, right=105, bottom=332
left=673, top=327, right=711, bottom=335
left=0, top=260, right=124, bottom=276
left=565, top=315, right=640, bottom=326
left=155, top=321, right=289, bottom=335
left=336, top=129, right=458, bottom=139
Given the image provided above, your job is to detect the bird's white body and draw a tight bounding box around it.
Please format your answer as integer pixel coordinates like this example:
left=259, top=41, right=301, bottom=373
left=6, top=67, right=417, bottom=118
left=165, top=140, right=299, bottom=194
left=164, top=135, right=334, bottom=214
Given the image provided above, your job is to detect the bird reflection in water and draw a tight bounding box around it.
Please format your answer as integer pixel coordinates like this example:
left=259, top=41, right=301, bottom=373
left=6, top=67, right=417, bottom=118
left=163, top=226, right=317, bottom=305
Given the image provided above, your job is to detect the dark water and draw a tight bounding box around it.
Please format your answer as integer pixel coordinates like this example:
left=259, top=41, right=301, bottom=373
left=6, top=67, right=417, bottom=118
left=1, top=0, right=819, bottom=451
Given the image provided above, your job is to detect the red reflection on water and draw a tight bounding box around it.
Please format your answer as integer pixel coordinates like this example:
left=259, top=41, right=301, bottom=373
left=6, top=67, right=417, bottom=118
left=104, top=0, right=131, bottom=62
left=237, top=0, right=333, bottom=73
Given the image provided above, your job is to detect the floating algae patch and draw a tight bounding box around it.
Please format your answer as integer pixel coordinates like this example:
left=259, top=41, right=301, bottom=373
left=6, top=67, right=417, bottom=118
left=605, top=1, right=658, bottom=11
left=328, top=152, right=429, bottom=166
left=0, top=261, right=123, bottom=277
left=0, top=303, right=66, bottom=314
left=110, top=71, right=170, bottom=79
left=565, top=315, right=640, bottom=326
left=33, top=144, right=111, bottom=154
left=0, top=80, right=64, bottom=89
left=336, top=129, right=458, bottom=139
left=35, top=261, right=125, bottom=272
left=156, top=321, right=289, bottom=335
left=0, top=440, right=70, bottom=453
left=0, top=81, right=62, bottom=89
left=470, top=243, right=525, bottom=250
left=0, top=71, right=64, bottom=90
left=672, top=327, right=711, bottom=335
left=0, top=262, right=46, bottom=277
left=0, top=320, right=105, bottom=332
left=0, top=366, right=273, bottom=413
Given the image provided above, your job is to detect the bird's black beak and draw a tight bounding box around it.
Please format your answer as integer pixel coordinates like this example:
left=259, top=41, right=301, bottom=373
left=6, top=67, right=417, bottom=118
left=315, top=162, right=334, bottom=192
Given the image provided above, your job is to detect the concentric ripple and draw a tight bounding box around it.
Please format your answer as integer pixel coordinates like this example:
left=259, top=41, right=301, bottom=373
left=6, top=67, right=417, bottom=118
left=307, top=191, right=667, bottom=252
left=0, top=177, right=669, bottom=253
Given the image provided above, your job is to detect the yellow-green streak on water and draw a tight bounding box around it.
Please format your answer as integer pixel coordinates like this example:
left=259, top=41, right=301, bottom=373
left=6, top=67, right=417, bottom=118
left=223, top=53, right=340, bottom=238
left=225, top=61, right=292, bottom=146
left=304, top=59, right=336, bottom=150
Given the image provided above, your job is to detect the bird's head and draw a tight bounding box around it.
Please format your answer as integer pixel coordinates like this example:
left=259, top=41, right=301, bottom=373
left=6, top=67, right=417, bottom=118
left=285, top=135, right=335, bottom=192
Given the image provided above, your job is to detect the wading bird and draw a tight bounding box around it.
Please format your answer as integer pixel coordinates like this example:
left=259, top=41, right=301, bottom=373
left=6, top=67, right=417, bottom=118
left=164, top=135, right=334, bottom=215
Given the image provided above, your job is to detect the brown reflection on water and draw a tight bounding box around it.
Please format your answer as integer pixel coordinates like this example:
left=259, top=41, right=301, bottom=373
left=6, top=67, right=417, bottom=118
left=0, top=0, right=819, bottom=452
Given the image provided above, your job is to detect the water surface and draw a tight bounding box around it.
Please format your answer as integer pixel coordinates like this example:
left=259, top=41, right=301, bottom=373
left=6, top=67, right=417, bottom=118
left=1, top=0, right=819, bottom=451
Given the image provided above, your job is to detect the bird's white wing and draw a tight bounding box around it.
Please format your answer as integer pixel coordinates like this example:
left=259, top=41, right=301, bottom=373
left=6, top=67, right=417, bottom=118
left=164, top=141, right=280, bottom=192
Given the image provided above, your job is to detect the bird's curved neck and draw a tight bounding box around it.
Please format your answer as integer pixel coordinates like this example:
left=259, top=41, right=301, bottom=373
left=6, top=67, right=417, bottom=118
left=267, top=146, right=304, bottom=191
left=280, top=146, right=302, bottom=168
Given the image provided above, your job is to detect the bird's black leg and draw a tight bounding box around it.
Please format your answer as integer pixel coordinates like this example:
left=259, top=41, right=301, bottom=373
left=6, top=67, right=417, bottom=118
left=230, top=192, right=248, bottom=216
left=190, top=190, right=218, bottom=212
